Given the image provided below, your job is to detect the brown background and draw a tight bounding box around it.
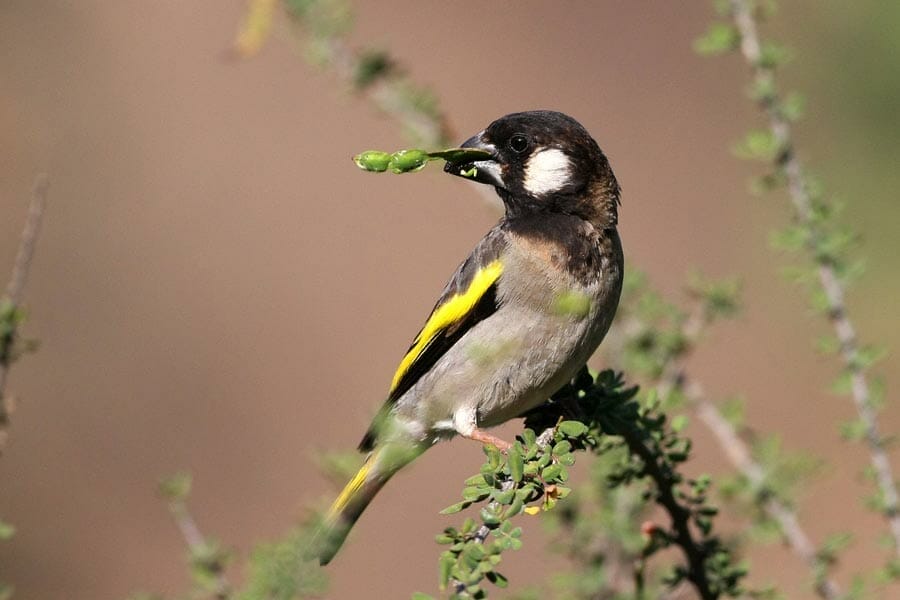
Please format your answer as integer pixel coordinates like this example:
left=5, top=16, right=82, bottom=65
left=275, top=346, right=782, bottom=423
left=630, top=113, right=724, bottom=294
left=1, top=1, right=898, bottom=599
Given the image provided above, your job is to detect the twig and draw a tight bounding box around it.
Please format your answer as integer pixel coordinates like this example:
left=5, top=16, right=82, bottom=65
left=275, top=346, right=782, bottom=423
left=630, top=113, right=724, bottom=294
left=658, top=303, right=841, bottom=599
left=0, top=174, right=49, bottom=454
left=451, top=427, right=556, bottom=596
left=166, top=495, right=231, bottom=600
left=695, top=398, right=840, bottom=600
left=728, top=0, right=900, bottom=555
left=620, top=428, right=715, bottom=599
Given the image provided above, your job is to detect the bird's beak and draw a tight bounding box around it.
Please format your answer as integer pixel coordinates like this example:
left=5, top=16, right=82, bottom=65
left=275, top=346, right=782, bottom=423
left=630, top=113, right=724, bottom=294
left=444, top=133, right=505, bottom=188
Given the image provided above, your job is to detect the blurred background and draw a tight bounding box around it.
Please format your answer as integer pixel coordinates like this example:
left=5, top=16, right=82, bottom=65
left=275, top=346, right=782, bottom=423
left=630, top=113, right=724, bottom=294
left=1, top=1, right=898, bottom=598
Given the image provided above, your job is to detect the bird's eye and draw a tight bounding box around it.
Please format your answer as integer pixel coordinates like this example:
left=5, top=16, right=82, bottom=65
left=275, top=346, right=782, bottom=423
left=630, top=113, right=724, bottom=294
left=508, top=134, right=529, bottom=154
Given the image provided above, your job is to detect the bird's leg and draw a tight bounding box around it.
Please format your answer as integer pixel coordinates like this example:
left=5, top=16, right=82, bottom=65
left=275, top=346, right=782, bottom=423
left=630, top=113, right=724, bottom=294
left=461, top=428, right=513, bottom=452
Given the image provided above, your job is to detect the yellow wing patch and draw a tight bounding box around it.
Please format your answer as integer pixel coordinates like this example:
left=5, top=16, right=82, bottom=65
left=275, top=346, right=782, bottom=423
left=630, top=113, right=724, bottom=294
left=389, top=260, right=504, bottom=394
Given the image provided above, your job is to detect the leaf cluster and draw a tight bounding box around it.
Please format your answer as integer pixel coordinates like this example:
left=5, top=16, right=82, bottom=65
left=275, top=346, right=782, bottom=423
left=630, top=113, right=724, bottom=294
left=423, top=370, right=747, bottom=599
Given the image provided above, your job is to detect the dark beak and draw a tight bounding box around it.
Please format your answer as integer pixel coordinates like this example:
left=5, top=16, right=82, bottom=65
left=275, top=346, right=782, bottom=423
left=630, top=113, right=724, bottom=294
left=443, top=133, right=504, bottom=188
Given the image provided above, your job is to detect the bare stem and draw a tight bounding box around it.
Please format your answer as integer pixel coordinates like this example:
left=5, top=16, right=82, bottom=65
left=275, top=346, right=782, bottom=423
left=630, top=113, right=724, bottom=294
left=728, top=0, right=900, bottom=554
left=0, top=174, right=50, bottom=454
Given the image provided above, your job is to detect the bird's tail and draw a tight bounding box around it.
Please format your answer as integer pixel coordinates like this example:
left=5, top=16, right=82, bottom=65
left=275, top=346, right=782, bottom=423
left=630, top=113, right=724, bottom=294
left=312, top=441, right=421, bottom=565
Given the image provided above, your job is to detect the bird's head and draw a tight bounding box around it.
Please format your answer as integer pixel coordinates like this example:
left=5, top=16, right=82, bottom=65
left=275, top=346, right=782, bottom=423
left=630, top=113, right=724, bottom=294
left=445, top=110, right=620, bottom=228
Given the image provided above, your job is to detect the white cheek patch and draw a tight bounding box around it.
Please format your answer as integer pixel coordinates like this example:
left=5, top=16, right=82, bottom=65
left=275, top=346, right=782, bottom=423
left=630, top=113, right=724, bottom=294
left=523, top=148, right=572, bottom=196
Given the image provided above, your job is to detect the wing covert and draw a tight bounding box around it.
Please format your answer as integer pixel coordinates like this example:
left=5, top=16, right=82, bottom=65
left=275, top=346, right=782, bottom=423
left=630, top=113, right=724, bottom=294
left=358, top=226, right=508, bottom=451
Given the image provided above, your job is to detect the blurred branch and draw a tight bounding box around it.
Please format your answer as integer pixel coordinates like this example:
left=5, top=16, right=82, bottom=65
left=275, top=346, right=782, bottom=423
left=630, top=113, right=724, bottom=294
left=661, top=297, right=842, bottom=599
left=0, top=174, right=49, bottom=455
left=159, top=473, right=232, bottom=600
left=233, top=0, right=452, bottom=148
left=607, top=271, right=841, bottom=598
left=722, top=0, right=900, bottom=556
left=694, top=401, right=841, bottom=600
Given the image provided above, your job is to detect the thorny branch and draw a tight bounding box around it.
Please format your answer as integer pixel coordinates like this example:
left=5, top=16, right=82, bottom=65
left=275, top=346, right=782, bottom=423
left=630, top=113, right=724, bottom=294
left=0, top=174, right=49, bottom=455
left=728, top=0, right=900, bottom=555
left=164, top=489, right=232, bottom=600
left=658, top=302, right=841, bottom=599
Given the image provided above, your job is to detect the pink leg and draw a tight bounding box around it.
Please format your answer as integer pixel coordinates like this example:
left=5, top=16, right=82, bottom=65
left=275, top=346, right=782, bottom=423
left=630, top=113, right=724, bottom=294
left=461, top=428, right=513, bottom=452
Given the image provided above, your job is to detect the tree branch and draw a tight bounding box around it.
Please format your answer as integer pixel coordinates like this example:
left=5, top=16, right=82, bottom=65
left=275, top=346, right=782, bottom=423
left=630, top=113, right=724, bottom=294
left=659, top=301, right=841, bottom=599
left=727, top=0, right=900, bottom=555
left=160, top=474, right=231, bottom=600
left=0, top=174, right=49, bottom=455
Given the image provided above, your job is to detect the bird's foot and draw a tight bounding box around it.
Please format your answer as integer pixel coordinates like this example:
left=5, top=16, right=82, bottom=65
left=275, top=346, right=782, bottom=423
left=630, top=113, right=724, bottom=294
left=462, top=428, right=513, bottom=453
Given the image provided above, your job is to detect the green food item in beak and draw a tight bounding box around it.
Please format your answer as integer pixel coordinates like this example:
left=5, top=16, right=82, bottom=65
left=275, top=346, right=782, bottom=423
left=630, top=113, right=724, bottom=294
left=353, top=150, right=393, bottom=172
left=351, top=147, right=493, bottom=174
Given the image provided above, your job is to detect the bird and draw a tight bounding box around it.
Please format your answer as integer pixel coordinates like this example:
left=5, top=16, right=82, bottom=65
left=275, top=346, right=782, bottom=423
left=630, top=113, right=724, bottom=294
left=313, top=110, right=624, bottom=565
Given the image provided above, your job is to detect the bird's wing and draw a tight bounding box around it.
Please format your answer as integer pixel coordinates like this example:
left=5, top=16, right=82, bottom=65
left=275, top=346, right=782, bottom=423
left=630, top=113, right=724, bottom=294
left=358, top=226, right=508, bottom=451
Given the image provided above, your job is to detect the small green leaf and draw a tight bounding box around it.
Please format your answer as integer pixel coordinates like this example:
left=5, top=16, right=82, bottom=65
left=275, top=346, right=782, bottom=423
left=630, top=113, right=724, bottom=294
left=462, top=486, right=489, bottom=502
left=541, top=464, right=563, bottom=482
left=557, top=421, right=588, bottom=438
left=732, top=129, right=780, bottom=161
left=830, top=370, right=853, bottom=395
left=839, top=418, right=868, bottom=442
left=508, top=446, right=524, bottom=483
left=438, top=552, right=454, bottom=589
left=693, top=22, right=739, bottom=56
left=440, top=501, right=471, bottom=515
left=781, top=91, right=806, bottom=121
left=758, top=41, right=791, bottom=69
left=480, top=506, right=501, bottom=526
left=158, top=472, right=191, bottom=501
left=486, top=571, right=508, bottom=588
left=0, top=521, right=15, bottom=541
left=557, top=452, right=575, bottom=466
left=491, top=488, right=515, bottom=505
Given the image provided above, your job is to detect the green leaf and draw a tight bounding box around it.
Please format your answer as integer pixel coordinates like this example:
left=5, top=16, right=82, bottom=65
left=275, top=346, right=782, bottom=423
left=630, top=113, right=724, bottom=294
left=508, top=446, right=524, bottom=483
left=438, top=551, right=454, bottom=589
left=758, top=41, right=791, bottom=69
left=462, top=486, right=489, bottom=502
left=693, top=22, right=739, bottom=56
left=781, top=91, right=806, bottom=121
left=440, top=501, right=471, bottom=515
left=839, top=418, right=868, bottom=442
left=158, top=472, right=191, bottom=501
left=491, top=488, right=515, bottom=505
left=541, top=464, right=563, bottom=482
left=479, top=506, right=502, bottom=526
left=557, top=421, right=588, bottom=438
left=671, top=415, right=689, bottom=433
left=0, top=521, right=14, bottom=541
left=830, top=370, right=853, bottom=395
left=486, top=571, right=508, bottom=588
left=732, top=129, right=780, bottom=161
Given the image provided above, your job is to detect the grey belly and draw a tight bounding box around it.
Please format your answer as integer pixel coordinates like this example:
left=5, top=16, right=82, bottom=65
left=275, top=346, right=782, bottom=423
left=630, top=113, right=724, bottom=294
left=393, top=301, right=612, bottom=438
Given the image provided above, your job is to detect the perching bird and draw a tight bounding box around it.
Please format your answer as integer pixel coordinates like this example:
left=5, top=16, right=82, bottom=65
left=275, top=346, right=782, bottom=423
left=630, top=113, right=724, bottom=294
left=314, top=110, right=624, bottom=565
